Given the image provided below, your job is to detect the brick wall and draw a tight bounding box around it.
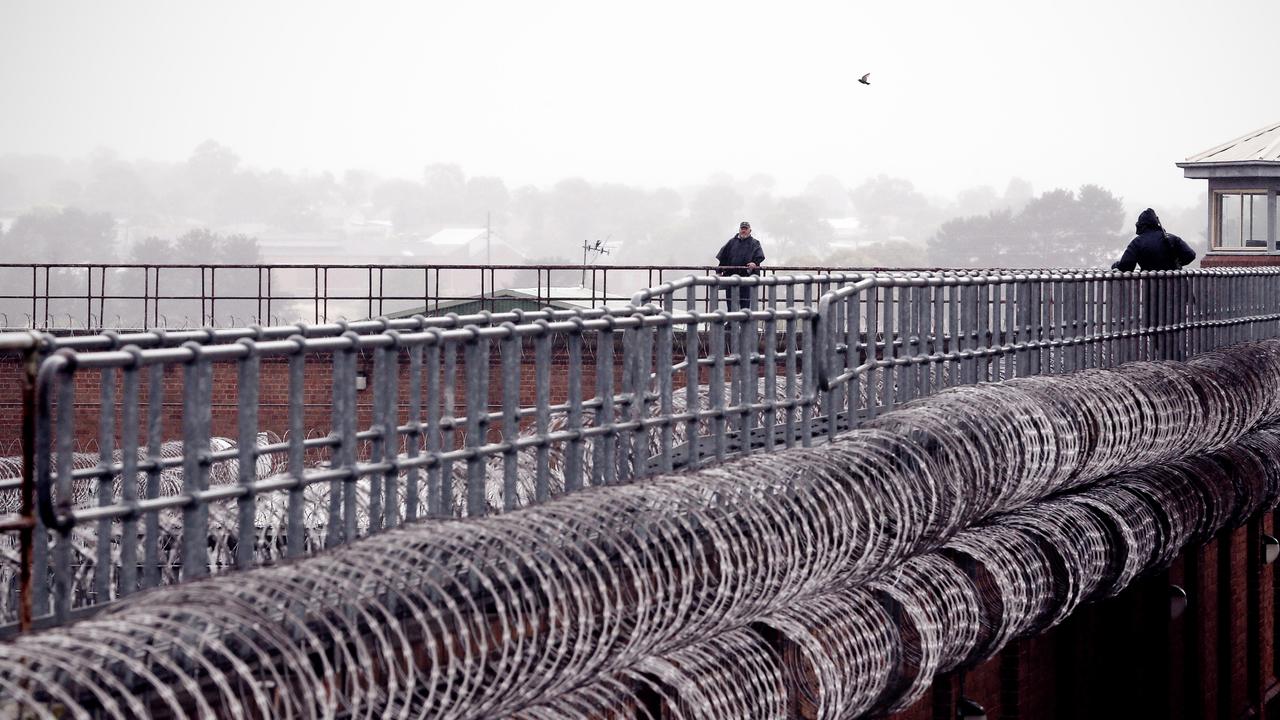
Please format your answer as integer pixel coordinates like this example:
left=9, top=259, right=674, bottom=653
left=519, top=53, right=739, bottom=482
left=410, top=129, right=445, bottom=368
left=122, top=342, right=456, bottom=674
left=7, top=342, right=1280, bottom=717
left=0, top=331, right=787, bottom=453
left=891, top=515, right=1280, bottom=719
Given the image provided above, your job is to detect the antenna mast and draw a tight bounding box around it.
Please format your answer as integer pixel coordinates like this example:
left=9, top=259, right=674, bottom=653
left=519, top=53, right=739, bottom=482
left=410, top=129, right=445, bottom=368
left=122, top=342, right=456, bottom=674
left=580, top=238, right=611, bottom=287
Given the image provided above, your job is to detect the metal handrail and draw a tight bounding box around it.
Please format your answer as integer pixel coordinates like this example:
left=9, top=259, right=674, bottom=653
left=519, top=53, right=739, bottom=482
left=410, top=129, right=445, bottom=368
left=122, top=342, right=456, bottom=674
left=7, top=265, right=1280, bottom=632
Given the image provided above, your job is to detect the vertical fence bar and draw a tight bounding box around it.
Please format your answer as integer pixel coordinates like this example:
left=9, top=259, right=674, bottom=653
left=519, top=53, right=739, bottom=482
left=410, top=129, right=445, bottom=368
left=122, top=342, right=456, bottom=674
left=618, top=323, right=638, bottom=481
left=801, top=284, right=816, bottom=444
left=112, top=362, right=139, bottom=602
left=863, top=284, right=881, bottom=418
left=912, top=282, right=927, bottom=399
left=501, top=326, right=520, bottom=509
left=710, top=313, right=727, bottom=459
left=844, top=287, right=859, bottom=428
left=325, top=347, right=345, bottom=544
left=784, top=284, right=798, bottom=444
left=439, top=340, right=457, bottom=515
left=1083, top=276, right=1096, bottom=369
left=142, top=363, right=163, bottom=588
left=974, top=281, right=989, bottom=383
left=28, top=351, right=47, bottom=621
left=825, top=290, right=842, bottom=442
left=286, top=346, right=306, bottom=558
left=763, top=285, right=779, bottom=449
left=929, top=281, right=944, bottom=391
left=94, top=366, right=116, bottom=604
left=52, top=368, right=75, bottom=623
left=1015, top=277, right=1031, bottom=377
left=740, top=298, right=757, bottom=451
left=1038, top=277, right=1052, bottom=373
left=367, top=346, right=387, bottom=533
left=594, top=321, right=617, bottom=485
left=180, top=344, right=212, bottom=581
left=726, top=286, right=742, bottom=451
left=1001, top=280, right=1015, bottom=381
left=893, top=285, right=909, bottom=407
left=382, top=340, right=401, bottom=528
left=464, top=331, right=489, bottom=514
left=425, top=336, right=445, bottom=515
left=685, top=286, right=702, bottom=468
left=340, top=339, right=360, bottom=539
left=405, top=342, right=423, bottom=522
left=234, top=343, right=259, bottom=569
left=1063, top=278, right=1077, bottom=372
left=961, top=282, right=977, bottom=386
left=534, top=327, right=552, bottom=499
left=800, top=306, right=816, bottom=448
left=631, top=316, right=653, bottom=474
left=565, top=325, right=585, bottom=490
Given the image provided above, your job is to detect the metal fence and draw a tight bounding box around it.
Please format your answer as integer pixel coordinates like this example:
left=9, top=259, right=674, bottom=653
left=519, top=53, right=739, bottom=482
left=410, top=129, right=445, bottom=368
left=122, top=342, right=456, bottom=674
left=0, top=262, right=857, bottom=331
left=2, top=267, right=1280, bottom=633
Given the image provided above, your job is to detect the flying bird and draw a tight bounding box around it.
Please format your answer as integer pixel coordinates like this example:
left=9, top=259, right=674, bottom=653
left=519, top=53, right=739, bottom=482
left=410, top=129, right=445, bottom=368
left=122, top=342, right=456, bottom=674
left=858, top=73, right=871, bottom=85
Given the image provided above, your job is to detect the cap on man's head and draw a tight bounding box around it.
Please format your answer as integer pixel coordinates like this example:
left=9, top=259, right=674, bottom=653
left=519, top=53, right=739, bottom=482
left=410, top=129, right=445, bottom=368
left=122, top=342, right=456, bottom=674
left=740, top=221, right=751, bottom=229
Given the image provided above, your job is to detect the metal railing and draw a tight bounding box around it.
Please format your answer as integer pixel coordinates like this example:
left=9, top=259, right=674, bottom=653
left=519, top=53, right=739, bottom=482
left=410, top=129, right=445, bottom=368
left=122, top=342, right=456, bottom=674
left=813, top=269, right=1280, bottom=424
left=2, top=267, right=1280, bottom=633
left=0, top=262, right=856, bottom=332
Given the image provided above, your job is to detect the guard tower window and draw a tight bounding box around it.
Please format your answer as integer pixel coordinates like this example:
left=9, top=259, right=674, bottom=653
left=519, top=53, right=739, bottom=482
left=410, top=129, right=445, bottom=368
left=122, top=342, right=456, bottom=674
left=1213, top=191, right=1269, bottom=250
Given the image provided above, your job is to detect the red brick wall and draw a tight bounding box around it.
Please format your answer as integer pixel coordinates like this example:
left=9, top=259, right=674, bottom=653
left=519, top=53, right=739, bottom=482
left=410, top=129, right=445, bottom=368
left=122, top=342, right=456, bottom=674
left=891, top=515, right=1280, bottom=720
left=0, top=332, right=786, bottom=453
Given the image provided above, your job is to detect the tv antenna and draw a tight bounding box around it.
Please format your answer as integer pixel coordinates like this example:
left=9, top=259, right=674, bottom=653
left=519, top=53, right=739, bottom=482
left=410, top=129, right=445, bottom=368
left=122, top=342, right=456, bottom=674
left=581, top=237, right=611, bottom=286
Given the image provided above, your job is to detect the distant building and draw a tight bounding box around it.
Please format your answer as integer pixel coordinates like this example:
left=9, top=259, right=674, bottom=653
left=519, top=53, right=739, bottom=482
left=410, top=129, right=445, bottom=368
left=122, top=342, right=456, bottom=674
left=382, top=286, right=631, bottom=319
left=410, top=228, right=528, bottom=265
left=1179, top=121, right=1280, bottom=266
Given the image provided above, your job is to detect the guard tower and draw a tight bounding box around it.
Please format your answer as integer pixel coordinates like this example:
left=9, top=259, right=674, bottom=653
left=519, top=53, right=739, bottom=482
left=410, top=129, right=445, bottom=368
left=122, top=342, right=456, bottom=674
left=1178, top=121, right=1280, bottom=267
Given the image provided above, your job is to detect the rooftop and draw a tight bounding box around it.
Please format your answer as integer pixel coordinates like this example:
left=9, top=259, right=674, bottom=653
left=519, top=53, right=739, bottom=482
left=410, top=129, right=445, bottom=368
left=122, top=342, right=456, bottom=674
left=1180, top=121, right=1280, bottom=166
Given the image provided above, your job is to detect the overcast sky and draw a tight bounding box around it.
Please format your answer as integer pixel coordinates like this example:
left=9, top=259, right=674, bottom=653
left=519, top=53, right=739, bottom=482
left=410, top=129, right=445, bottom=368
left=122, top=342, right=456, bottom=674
left=2, top=0, right=1276, bottom=206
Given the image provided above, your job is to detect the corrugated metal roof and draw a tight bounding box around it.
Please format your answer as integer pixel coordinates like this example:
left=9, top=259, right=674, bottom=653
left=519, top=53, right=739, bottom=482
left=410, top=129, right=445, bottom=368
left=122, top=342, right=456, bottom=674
left=420, top=228, right=488, bottom=246
left=382, top=286, right=632, bottom=319
left=1184, top=121, right=1280, bottom=164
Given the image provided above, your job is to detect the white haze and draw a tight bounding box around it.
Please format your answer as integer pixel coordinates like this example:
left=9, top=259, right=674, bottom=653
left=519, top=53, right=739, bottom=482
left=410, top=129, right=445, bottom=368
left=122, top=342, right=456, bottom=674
left=2, top=0, right=1277, bottom=204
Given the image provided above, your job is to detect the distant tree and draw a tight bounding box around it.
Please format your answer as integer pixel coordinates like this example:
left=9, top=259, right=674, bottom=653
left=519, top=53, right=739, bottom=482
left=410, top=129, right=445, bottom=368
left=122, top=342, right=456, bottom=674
left=464, top=176, right=511, bottom=223
left=422, top=163, right=467, bottom=226
left=82, top=148, right=151, bottom=217
left=826, top=240, right=927, bottom=269
left=186, top=140, right=240, bottom=188
left=340, top=169, right=376, bottom=207
left=803, top=175, right=853, bottom=217
left=850, top=175, right=945, bottom=244
left=928, top=184, right=1125, bottom=268
left=130, top=229, right=261, bottom=265
left=128, top=236, right=173, bottom=264
left=761, top=196, right=834, bottom=261
left=372, top=178, right=428, bottom=233
left=954, top=185, right=1002, bottom=217
left=929, top=210, right=1018, bottom=267
left=215, top=233, right=262, bottom=264
left=687, top=184, right=745, bottom=241
left=1003, top=177, right=1035, bottom=212
left=2, top=206, right=116, bottom=262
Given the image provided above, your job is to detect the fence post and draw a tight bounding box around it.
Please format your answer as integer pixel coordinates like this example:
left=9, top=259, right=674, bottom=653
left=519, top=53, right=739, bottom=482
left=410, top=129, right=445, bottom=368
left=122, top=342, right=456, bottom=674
left=18, top=335, right=40, bottom=631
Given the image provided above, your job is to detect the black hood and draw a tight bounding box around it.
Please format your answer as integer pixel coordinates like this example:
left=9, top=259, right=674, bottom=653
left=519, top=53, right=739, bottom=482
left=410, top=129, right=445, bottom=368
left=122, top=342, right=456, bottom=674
left=1136, top=208, right=1163, bottom=234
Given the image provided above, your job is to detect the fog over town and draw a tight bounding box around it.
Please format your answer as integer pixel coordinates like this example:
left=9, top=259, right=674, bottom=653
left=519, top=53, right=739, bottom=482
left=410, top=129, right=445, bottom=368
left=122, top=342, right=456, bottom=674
left=1, top=0, right=1277, bottom=271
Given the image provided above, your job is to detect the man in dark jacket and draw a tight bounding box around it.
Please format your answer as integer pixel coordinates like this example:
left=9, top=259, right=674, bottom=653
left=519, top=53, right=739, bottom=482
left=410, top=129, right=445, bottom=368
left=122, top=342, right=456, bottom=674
left=1112, top=208, right=1196, bottom=360
left=1111, top=208, right=1196, bottom=271
left=716, top=221, right=765, bottom=309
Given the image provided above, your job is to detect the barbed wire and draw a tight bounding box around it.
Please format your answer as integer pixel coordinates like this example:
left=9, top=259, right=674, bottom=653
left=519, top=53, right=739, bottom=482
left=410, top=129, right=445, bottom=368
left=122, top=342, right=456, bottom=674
left=2, top=340, right=1280, bottom=717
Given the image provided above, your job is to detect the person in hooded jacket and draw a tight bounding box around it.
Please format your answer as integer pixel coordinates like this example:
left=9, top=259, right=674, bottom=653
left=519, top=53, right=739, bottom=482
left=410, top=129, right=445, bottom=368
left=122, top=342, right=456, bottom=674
left=1111, top=208, right=1196, bottom=272
left=716, top=221, right=766, bottom=309
left=1112, top=208, right=1196, bottom=360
